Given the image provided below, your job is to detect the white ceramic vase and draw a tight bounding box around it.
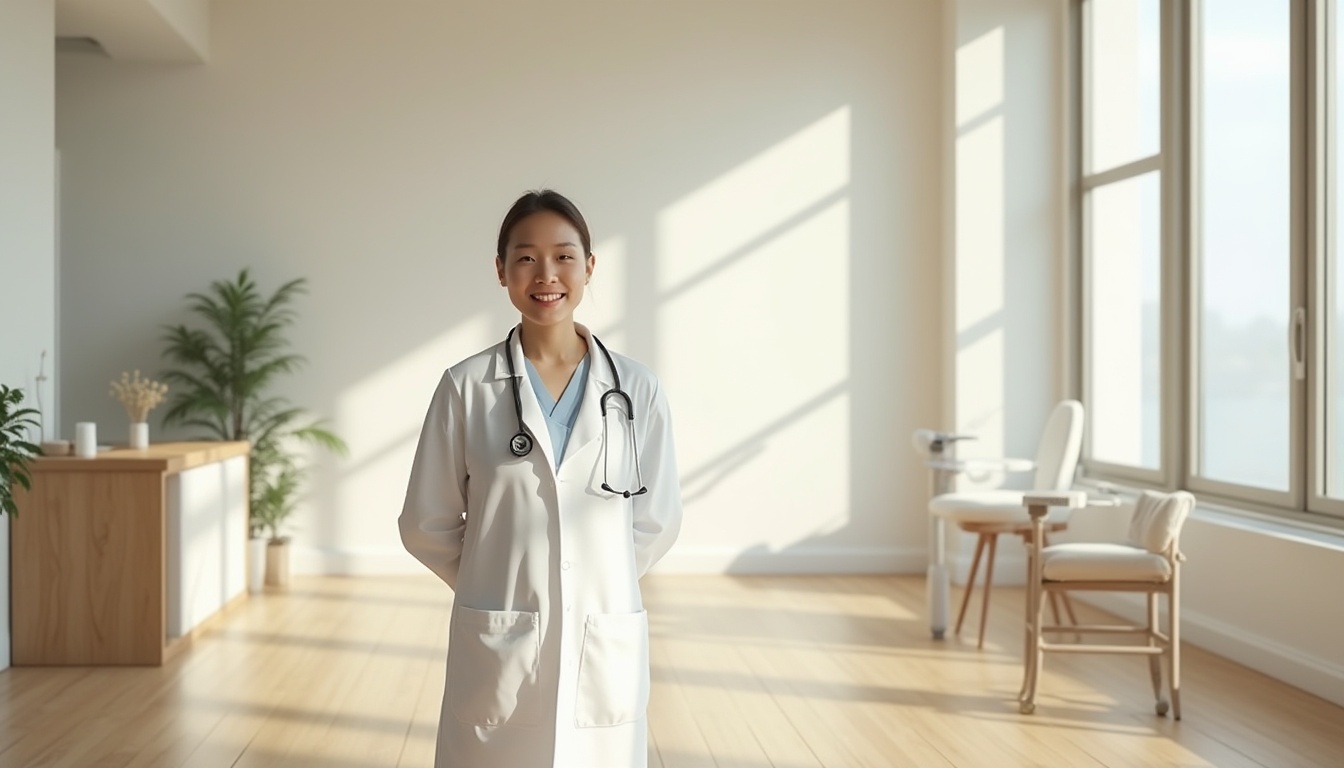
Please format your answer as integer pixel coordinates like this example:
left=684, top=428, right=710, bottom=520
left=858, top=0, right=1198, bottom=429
left=129, top=421, right=149, bottom=449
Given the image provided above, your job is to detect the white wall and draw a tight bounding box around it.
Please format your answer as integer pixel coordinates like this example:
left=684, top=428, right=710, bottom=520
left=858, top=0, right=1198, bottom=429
left=55, top=0, right=945, bottom=576
left=0, top=0, right=57, bottom=671
left=945, top=0, right=1067, bottom=574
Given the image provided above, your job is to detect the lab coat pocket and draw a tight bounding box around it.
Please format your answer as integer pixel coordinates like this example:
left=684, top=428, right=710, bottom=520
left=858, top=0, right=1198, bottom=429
left=447, top=606, right=541, bottom=727
left=575, top=610, right=650, bottom=727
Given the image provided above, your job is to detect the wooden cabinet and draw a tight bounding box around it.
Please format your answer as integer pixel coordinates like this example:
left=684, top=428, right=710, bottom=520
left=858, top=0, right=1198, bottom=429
left=10, top=441, right=250, bottom=666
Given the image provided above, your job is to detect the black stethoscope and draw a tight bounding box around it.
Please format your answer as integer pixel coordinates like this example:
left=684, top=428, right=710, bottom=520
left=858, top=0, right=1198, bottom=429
left=504, top=327, right=648, bottom=498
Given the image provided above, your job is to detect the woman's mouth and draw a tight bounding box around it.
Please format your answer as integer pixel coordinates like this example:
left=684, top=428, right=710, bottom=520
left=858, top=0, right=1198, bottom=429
left=531, top=293, right=565, bottom=305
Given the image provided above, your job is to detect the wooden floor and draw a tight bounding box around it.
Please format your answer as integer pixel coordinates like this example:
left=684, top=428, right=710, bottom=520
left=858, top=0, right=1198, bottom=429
left=2, top=574, right=1342, bottom=767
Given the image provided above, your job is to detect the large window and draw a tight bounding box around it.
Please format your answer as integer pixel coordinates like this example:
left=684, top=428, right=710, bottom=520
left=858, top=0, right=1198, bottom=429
left=1082, top=0, right=1163, bottom=476
left=1078, top=0, right=1344, bottom=522
left=1194, top=0, right=1295, bottom=500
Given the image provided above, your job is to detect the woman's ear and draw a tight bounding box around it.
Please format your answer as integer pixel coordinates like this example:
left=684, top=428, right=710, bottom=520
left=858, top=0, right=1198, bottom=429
left=585, top=253, right=596, bottom=284
left=496, top=257, right=506, bottom=286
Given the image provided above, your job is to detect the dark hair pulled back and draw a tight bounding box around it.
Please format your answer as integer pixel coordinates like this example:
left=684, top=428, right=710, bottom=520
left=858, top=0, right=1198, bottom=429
left=496, top=190, right=593, bottom=260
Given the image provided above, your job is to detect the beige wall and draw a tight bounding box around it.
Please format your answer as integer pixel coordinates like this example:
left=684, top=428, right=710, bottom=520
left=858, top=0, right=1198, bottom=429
left=0, top=0, right=56, bottom=672
left=55, top=0, right=944, bottom=575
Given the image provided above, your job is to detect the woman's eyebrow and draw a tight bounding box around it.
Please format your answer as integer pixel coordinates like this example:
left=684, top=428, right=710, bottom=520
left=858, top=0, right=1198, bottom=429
left=510, top=241, right=578, bottom=250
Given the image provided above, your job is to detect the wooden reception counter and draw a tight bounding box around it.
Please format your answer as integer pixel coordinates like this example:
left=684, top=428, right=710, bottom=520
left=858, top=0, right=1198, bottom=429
left=11, top=441, right=250, bottom=665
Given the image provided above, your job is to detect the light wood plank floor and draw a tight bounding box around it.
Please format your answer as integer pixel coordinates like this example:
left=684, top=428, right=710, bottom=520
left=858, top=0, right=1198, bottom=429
left=2, top=574, right=1341, bottom=767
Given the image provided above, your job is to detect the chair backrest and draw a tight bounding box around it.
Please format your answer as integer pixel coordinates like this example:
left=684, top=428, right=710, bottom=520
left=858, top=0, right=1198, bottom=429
left=1127, top=490, right=1195, bottom=555
left=1032, top=400, right=1085, bottom=490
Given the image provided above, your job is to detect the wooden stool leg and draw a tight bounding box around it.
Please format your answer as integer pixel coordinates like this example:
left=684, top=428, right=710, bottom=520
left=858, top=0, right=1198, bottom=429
left=977, top=534, right=999, bottom=649
left=955, top=533, right=988, bottom=638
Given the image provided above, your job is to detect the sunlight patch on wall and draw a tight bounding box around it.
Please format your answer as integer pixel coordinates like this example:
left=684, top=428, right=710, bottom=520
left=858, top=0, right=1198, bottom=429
left=656, top=107, right=850, bottom=291
left=323, top=313, right=495, bottom=553
left=657, top=106, right=851, bottom=552
left=957, top=27, right=1005, bottom=126
left=577, top=234, right=628, bottom=352
left=955, top=115, right=1005, bottom=332
left=955, top=25, right=1007, bottom=462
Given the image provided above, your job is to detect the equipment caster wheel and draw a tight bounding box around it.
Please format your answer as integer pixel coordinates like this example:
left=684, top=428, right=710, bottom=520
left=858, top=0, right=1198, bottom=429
left=1156, top=700, right=1170, bottom=717
left=1019, top=702, right=1035, bottom=715
left=932, top=630, right=945, bottom=640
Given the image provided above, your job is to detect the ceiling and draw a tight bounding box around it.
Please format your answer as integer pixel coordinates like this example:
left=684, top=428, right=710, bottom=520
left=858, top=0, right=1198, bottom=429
left=55, top=0, right=210, bottom=62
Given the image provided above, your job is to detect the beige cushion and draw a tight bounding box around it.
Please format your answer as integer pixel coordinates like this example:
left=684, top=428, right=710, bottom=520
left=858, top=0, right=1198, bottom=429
left=1127, top=490, right=1195, bottom=554
left=1041, top=543, right=1173, bottom=582
left=930, top=490, right=1072, bottom=525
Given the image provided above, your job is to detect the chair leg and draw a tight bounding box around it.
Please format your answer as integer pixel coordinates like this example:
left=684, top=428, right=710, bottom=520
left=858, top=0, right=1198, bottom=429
left=1038, top=531, right=1080, bottom=633
left=1147, top=593, right=1164, bottom=707
left=1018, top=543, right=1036, bottom=702
left=955, top=533, right=988, bottom=639
left=1060, top=593, right=1080, bottom=626
left=1020, top=584, right=1045, bottom=714
left=977, top=534, right=999, bottom=650
left=1170, top=585, right=1182, bottom=720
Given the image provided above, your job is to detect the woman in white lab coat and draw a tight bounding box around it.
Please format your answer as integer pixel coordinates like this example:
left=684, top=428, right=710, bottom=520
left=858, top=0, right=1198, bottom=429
left=400, top=190, right=682, bottom=768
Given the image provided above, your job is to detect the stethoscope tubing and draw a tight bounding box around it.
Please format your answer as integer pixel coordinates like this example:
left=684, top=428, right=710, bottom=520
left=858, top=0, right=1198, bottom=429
left=504, top=327, right=633, bottom=455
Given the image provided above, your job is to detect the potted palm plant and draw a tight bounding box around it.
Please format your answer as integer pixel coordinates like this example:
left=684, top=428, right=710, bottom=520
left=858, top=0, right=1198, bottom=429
left=1, top=385, right=41, bottom=517
left=160, top=269, right=347, bottom=590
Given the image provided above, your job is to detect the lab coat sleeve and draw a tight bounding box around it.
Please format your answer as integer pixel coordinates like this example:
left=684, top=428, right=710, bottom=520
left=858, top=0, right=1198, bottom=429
left=632, top=382, right=683, bottom=577
left=399, top=370, right=469, bottom=589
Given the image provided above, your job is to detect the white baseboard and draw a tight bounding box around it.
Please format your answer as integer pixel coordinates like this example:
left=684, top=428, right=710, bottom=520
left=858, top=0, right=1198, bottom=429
left=292, top=547, right=428, bottom=576
left=1079, top=593, right=1344, bottom=709
left=294, top=546, right=928, bottom=576
left=651, top=546, right=926, bottom=574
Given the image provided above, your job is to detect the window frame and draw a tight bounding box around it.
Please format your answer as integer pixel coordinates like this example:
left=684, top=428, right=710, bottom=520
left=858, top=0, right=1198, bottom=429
left=1076, top=0, right=1174, bottom=490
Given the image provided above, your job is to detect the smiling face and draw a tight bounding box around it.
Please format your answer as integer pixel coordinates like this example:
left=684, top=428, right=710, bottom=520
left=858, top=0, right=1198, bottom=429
left=497, top=210, right=595, bottom=327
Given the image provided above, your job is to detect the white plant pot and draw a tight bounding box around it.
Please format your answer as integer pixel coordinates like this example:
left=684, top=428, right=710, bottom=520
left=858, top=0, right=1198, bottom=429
left=248, top=537, right=267, bottom=594
left=129, top=422, right=149, bottom=449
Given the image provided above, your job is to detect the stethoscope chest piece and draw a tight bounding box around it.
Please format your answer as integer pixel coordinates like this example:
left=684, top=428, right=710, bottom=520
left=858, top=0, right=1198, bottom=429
left=509, top=432, right=533, bottom=457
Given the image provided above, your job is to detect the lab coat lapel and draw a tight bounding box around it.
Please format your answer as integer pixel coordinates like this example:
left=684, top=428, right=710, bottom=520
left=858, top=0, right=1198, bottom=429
left=562, top=326, right=614, bottom=468
left=499, top=326, right=558, bottom=472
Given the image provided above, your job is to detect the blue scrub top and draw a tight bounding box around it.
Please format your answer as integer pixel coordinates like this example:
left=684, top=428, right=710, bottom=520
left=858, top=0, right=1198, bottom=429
left=524, top=354, right=590, bottom=467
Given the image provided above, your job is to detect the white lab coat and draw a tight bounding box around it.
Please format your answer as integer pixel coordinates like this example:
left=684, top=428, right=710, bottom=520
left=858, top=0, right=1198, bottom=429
left=400, top=323, right=682, bottom=768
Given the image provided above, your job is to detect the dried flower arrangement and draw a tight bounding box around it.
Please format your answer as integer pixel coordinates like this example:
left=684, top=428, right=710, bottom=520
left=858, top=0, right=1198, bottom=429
left=110, top=370, right=169, bottom=424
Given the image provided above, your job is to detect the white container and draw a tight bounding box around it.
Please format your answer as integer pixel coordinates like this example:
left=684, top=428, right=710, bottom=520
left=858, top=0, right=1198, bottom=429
left=74, top=422, right=97, bottom=458
left=248, top=537, right=267, bottom=594
left=129, top=422, right=149, bottom=449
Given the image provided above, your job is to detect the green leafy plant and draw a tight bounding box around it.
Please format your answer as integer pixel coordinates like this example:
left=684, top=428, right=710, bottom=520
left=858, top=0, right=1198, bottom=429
left=160, top=268, right=347, bottom=542
left=1, top=385, right=41, bottom=517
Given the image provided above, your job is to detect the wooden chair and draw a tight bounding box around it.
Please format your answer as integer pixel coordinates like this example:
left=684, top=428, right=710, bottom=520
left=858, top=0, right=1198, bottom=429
left=1019, top=489, right=1195, bottom=719
left=927, top=400, right=1085, bottom=649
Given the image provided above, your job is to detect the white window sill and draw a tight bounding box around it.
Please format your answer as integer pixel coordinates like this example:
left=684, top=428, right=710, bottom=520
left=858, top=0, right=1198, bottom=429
left=1077, top=478, right=1344, bottom=555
